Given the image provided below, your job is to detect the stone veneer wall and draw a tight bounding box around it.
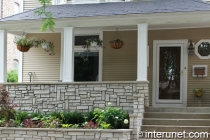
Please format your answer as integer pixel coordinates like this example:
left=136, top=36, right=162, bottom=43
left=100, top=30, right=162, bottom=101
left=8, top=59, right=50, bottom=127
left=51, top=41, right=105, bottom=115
left=4, top=81, right=149, bottom=140
left=0, top=128, right=133, bottom=140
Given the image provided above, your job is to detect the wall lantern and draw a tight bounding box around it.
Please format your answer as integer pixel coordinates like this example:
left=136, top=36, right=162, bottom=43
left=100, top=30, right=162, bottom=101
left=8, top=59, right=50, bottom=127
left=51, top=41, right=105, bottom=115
left=188, top=40, right=195, bottom=55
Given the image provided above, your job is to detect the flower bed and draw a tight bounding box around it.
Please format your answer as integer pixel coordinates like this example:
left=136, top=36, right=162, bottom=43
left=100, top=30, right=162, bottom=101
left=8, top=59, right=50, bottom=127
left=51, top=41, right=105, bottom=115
left=0, top=127, right=133, bottom=140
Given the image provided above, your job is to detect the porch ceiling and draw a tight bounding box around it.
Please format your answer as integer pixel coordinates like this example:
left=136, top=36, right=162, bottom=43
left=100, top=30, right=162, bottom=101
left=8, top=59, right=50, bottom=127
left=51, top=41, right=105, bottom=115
left=6, top=11, right=210, bottom=34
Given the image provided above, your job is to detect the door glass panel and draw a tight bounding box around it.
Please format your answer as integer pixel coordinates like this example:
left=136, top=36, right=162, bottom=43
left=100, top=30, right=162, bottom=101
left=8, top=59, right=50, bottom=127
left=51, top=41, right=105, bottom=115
left=74, top=52, right=99, bottom=81
left=159, top=47, right=181, bottom=100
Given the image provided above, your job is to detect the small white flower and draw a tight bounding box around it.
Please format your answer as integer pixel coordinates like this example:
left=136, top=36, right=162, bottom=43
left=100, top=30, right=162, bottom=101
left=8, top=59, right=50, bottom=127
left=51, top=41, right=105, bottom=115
left=115, top=116, right=118, bottom=119
left=108, top=102, right=112, bottom=106
left=101, top=110, right=104, bottom=112
left=124, top=119, right=129, bottom=124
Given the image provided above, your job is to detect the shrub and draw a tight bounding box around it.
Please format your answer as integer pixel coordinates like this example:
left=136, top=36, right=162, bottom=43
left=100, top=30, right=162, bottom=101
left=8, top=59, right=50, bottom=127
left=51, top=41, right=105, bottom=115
left=7, top=69, right=18, bottom=83
left=93, top=103, right=129, bottom=129
left=0, top=85, right=17, bottom=121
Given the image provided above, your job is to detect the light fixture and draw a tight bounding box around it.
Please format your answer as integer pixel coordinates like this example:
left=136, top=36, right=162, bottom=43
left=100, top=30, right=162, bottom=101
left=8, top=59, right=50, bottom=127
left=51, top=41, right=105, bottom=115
left=188, top=40, right=194, bottom=55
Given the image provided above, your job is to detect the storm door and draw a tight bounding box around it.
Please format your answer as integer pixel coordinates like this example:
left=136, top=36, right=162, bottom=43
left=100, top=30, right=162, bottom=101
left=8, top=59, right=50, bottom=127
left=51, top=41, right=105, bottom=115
left=153, top=40, right=188, bottom=107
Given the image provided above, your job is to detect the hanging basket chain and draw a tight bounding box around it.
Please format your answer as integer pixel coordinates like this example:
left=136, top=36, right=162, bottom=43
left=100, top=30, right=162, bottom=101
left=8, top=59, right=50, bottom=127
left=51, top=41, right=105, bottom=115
left=110, top=26, right=124, bottom=49
left=113, top=27, right=122, bottom=41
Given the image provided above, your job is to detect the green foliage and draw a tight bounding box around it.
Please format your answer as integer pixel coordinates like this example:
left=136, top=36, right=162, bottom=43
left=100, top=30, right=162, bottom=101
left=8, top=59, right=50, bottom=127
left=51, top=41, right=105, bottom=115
left=13, top=36, right=36, bottom=48
left=93, top=103, right=129, bottom=129
left=61, top=124, right=72, bottom=128
left=62, top=111, right=85, bottom=125
left=35, top=0, right=55, bottom=32
left=7, top=69, right=18, bottom=83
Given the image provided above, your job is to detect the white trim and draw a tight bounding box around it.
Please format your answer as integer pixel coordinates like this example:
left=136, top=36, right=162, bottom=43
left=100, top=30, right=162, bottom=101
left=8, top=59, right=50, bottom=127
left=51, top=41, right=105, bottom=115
left=18, top=52, right=23, bottom=82
left=195, top=39, right=210, bottom=59
left=0, top=30, right=7, bottom=83
left=62, top=27, right=74, bottom=82
left=136, top=23, right=148, bottom=81
left=0, top=0, right=2, bottom=18
left=74, top=28, right=103, bottom=81
left=19, top=0, right=23, bottom=12
left=52, top=0, right=67, bottom=5
left=152, top=40, right=188, bottom=107
left=72, top=0, right=100, bottom=4
left=60, top=30, right=64, bottom=81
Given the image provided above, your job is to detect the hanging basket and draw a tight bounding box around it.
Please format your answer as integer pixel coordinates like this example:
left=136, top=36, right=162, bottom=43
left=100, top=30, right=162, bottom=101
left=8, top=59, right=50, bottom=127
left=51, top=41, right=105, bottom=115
left=17, top=45, right=30, bottom=52
left=110, top=27, right=124, bottom=49
left=110, top=41, right=124, bottom=49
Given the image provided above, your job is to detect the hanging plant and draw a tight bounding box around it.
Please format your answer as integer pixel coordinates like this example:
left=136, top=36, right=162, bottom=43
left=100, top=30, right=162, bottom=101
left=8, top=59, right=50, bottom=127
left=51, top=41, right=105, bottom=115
left=14, top=36, right=55, bottom=55
left=110, top=27, right=124, bottom=49
left=81, top=37, right=103, bottom=61
left=14, top=36, right=36, bottom=52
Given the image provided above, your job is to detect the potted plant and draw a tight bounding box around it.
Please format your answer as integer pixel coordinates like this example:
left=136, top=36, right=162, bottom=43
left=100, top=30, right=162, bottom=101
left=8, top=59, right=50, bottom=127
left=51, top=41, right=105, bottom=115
left=14, top=36, right=55, bottom=55
left=81, top=38, right=103, bottom=61
left=83, top=38, right=103, bottom=48
left=193, top=89, right=203, bottom=97
left=110, top=39, right=124, bottom=49
left=14, top=36, right=36, bottom=52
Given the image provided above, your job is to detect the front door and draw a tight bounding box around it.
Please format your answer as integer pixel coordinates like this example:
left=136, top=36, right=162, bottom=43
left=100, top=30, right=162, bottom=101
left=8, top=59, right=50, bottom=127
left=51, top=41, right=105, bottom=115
left=152, top=40, right=188, bottom=107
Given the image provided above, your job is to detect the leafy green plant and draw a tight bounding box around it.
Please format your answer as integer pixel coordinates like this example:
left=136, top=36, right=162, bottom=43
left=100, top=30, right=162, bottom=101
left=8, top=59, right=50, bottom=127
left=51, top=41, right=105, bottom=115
left=93, top=103, right=129, bottom=129
left=109, top=39, right=123, bottom=43
left=62, top=111, right=85, bottom=125
left=35, top=0, right=55, bottom=32
left=7, top=69, right=18, bottom=83
left=193, top=89, right=203, bottom=97
left=81, top=38, right=103, bottom=61
left=14, top=36, right=36, bottom=48
left=61, top=124, right=72, bottom=128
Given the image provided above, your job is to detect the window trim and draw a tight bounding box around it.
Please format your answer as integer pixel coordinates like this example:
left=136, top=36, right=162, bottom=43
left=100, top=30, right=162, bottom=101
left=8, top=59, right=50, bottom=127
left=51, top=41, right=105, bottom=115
left=195, top=39, right=210, bottom=59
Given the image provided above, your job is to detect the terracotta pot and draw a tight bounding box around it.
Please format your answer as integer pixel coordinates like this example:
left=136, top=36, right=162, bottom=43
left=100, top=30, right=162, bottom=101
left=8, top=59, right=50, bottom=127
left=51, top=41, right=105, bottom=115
left=17, top=45, right=30, bottom=52
left=110, top=41, right=124, bottom=49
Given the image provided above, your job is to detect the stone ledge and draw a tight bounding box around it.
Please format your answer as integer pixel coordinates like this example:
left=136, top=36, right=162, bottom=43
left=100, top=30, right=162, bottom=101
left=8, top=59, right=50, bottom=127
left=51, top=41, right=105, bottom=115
left=0, top=127, right=133, bottom=132
left=1, top=81, right=149, bottom=85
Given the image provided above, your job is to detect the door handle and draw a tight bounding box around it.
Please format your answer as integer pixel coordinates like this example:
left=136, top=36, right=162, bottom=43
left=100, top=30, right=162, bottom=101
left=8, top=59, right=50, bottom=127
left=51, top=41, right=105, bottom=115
left=179, top=70, right=183, bottom=76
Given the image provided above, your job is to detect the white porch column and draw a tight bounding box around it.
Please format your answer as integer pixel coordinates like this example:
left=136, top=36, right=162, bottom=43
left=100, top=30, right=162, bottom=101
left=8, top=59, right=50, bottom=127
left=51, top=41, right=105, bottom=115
left=137, top=24, right=148, bottom=81
left=62, top=27, right=74, bottom=82
left=0, top=30, right=7, bottom=83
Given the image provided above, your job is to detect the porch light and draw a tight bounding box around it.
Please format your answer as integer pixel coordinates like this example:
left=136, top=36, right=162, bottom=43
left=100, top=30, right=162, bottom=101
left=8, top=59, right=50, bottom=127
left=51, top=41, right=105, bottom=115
left=188, top=40, right=194, bottom=55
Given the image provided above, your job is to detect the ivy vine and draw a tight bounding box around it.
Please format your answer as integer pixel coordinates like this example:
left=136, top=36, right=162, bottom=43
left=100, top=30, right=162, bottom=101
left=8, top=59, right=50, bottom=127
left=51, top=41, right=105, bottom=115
left=35, top=0, right=55, bottom=32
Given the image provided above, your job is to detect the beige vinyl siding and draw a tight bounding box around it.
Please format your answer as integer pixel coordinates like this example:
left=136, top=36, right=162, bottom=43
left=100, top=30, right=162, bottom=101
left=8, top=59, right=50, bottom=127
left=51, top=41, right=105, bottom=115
left=103, top=31, right=137, bottom=81
left=24, top=0, right=41, bottom=11
left=22, top=33, right=61, bottom=82
left=104, top=28, right=210, bottom=107
left=148, top=28, right=210, bottom=107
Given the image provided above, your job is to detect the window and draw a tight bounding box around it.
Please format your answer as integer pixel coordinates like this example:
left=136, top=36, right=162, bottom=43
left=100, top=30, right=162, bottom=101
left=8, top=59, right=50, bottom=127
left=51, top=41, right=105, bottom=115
left=105, top=0, right=130, bottom=2
left=52, top=0, right=67, bottom=5
left=74, top=35, right=102, bottom=81
left=74, top=52, right=99, bottom=81
left=195, top=39, right=210, bottom=59
left=72, top=0, right=100, bottom=4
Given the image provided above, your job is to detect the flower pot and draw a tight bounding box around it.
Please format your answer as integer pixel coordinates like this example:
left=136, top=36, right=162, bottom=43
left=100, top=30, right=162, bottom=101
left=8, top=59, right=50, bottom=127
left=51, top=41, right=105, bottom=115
left=41, top=42, right=48, bottom=49
left=90, top=42, right=97, bottom=47
left=195, top=91, right=202, bottom=97
left=17, top=45, right=30, bottom=52
left=110, top=41, right=124, bottom=49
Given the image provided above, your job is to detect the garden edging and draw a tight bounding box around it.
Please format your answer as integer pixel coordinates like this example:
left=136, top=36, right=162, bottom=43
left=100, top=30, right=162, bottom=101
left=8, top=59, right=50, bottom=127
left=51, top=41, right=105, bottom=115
left=0, top=127, right=133, bottom=140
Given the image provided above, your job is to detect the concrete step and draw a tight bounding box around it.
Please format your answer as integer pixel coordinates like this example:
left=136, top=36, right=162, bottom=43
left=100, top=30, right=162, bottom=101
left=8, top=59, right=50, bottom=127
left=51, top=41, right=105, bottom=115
left=145, top=107, right=210, bottom=113
left=144, top=112, right=210, bottom=119
left=142, top=118, right=210, bottom=126
left=141, top=125, right=210, bottom=132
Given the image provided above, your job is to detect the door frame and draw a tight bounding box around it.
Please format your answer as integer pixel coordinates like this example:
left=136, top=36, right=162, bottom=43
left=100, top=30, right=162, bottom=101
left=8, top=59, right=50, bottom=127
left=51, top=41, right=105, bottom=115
left=152, top=40, right=188, bottom=107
